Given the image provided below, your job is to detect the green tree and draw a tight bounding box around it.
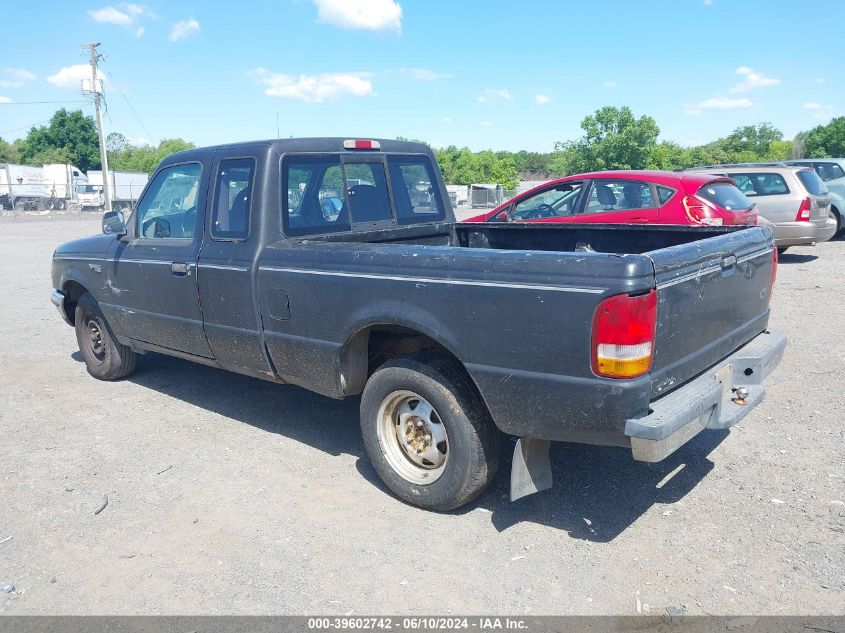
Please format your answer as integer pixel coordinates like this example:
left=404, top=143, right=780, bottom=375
left=551, top=106, right=660, bottom=173
left=804, top=117, right=845, bottom=158
left=0, top=137, right=21, bottom=163
left=19, top=109, right=101, bottom=171
left=110, top=138, right=196, bottom=175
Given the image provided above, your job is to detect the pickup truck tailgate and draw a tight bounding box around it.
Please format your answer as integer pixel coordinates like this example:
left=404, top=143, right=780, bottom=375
left=646, top=226, right=775, bottom=398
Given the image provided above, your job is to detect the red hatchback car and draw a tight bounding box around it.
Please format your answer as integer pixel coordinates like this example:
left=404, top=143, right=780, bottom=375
left=465, top=170, right=758, bottom=227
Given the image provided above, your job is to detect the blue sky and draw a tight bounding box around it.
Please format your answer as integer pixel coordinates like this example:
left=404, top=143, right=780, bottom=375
left=0, top=0, right=843, bottom=152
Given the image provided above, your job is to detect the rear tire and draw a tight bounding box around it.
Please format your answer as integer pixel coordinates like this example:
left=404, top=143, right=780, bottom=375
left=360, top=352, right=500, bottom=511
left=831, top=206, right=842, bottom=235
left=74, top=292, right=137, bottom=380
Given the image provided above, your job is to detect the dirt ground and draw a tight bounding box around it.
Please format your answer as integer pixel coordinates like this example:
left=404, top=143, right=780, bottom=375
left=0, top=215, right=842, bottom=616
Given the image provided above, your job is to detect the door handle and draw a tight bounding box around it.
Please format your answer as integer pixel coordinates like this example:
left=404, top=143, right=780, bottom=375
left=171, top=262, right=191, bottom=277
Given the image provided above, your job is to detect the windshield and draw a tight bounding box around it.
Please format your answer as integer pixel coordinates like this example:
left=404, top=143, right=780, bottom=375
left=696, top=182, right=754, bottom=211
left=76, top=184, right=100, bottom=194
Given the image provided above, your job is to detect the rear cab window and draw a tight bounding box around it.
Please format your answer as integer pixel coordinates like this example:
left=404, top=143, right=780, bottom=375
left=697, top=182, right=753, bottom=211
left=796, top=169, right=828, bottom=196
left=283, top=154, right=444, bottom=236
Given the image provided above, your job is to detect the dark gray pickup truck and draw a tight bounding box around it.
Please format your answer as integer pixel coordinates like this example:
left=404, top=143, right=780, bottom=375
left=51, top=138, right=786, bottom=511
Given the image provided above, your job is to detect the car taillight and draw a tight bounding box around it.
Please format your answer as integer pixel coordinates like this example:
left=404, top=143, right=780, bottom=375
left=682, top=195, right=723, bottom=226
left=795, top=196, right=811, bottom=221
left=591, top=290, right=657, bottom=379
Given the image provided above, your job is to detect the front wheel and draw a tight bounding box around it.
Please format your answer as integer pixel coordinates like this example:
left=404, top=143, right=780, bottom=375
left=360, top=352, right=500, bottom=511
left=74, top=292, right=137, bottom=380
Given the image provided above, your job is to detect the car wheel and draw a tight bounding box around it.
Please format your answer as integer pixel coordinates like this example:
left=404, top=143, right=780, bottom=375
left=360, top=352, right=500, bottom=511
left=831, top=206, right=842, bottom=235
left=74, top=292, right=137, bottom=381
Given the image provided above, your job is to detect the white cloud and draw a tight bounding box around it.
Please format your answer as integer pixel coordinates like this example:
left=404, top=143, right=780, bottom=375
left=88, top=4, right=153, bottom=36
left=47, top=64, right=106, bottom=89
left=802, top=102, right=836, bottom=120
left=442, top=117, right=454, bottom=124
left=534, top=94, right=551, bottom=105
left=170, top=18, right=200, bottom=41
left=603, top=80, right=618, bottom=88
left=248, top=68, right=375, bottom=102
left=685, top=97, right=753, bottom=115
left=816, top=78, right=826, bottom=85
left=477, top=88, right=512, bottom=103
left=0, top=96, right=11, bottom=104
left=703, top=0, right=713, bottom=5
left=0, top=68, right=36, bottom=88
left=401, top=67, right=451, bottom=81
left=312, top=0, right=402, bottom=32
left=479, top=120, right=492, bottom=127
left=730, top=66, right=780, bottom=93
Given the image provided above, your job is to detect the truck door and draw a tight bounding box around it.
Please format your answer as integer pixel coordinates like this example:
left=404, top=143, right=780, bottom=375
left=195, top=151, right=270, bottom=375
left=108, top=160, right=214, bottom=358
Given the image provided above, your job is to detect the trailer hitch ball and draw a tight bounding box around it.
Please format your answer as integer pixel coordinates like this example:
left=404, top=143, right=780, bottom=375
left=732, top=386, right=749, bottom=406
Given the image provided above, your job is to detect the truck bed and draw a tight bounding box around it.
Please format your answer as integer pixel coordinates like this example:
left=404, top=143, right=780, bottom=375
left=262, top=221, right=774, bottom=443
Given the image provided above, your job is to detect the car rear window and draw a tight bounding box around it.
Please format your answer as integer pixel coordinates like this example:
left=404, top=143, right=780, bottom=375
left=696, top=182, right=753, bottom=211
left=730, top=173, right=789, bottom=197
left=796, top=169, right=828, bottom=196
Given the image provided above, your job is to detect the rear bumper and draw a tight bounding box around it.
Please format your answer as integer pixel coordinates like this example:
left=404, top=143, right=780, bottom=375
left=51, top=289, right=72, bottom=326
left=771, top=218, right=837, bottom=246
left=624, top=330, right=787, bottom=462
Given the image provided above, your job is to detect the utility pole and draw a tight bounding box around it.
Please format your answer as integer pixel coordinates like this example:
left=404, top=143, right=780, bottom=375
left=82, top=42, right=111, bottom=213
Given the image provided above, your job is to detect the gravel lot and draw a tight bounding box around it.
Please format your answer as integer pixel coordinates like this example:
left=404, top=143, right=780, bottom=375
left=0, top=215, right=842, bottom=616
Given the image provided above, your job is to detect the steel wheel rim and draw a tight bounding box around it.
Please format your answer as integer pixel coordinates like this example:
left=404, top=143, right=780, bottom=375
left=376, top=390, right=449, bottom=485
left=85, top=316, right=106, bottom=363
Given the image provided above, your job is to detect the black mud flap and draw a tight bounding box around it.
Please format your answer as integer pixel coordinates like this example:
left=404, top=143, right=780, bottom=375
left=510, top=438, right=552, bottom=501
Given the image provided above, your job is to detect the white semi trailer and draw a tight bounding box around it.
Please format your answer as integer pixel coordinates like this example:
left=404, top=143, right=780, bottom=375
left=79, top=170, right=149, bottom=211
left=0, top=163, right=88, bottom=211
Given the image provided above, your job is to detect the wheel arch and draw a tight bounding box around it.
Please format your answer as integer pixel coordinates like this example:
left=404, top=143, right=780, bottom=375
left=60, top=279, right=90, bottom=326
left=339, top=320, right=472, bottom=397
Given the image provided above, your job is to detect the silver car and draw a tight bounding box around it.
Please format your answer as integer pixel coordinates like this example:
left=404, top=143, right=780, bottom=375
left=688, top=164, right=837, bottom=252
left=784, top=158, right=845, bottom=235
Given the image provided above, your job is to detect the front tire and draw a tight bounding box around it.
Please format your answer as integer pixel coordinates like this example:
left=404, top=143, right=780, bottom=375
left=360, top=352, right=500, bottom=511
left=74, top=292, right=137, bottom=380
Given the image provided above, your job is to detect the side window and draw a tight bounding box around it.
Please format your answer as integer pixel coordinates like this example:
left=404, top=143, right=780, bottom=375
left=585, top=180, right=655, bottom=213
left=344, top=162, right=393, bottom=224
left=284, top=156, right=350, bottom=236
left=656, top=185, right=676, bottom=204
left=211, top=158, right=254, bottom=240
left=816, top=162, right=845, bottom=182
left=136, top=163, right=201, bottom=239
left=511, top=182, right=583, bottom=220
left=729, top=173, right=789, bottom=196
left=387, top=156, right=445, bottom=224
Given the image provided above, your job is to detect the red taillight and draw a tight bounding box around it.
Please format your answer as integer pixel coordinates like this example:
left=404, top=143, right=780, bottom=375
left=795, top=196, right=811, bottom=222
left=591, top=290, right=657, bottom=379
left=682, top=194, right=724, bottom=226
left=343, top=139, right=381, bottom=150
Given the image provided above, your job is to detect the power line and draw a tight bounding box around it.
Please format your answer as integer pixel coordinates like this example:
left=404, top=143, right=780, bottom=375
left=105, top=68, right=154, bottom=142
left=0, top=100, right=89, bottom=105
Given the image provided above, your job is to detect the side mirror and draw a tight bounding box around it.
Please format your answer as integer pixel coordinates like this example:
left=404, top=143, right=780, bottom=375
left=102, top=210, right=126, bottom=235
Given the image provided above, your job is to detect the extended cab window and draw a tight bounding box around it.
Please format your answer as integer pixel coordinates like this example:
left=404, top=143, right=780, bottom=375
left=814, top=162, right=844, bottom=182
left=284, top=156, right=350, bottom=236
left=211, top=158, right=254, bottom=240
left=387, top=156, right=445, bottom=224
left=136, top=163, right=201, bottom=239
